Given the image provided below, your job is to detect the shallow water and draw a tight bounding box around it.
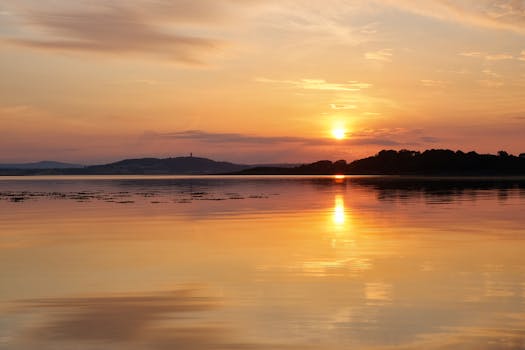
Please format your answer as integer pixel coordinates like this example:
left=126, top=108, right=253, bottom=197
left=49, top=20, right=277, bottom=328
left=1, top=176, right=525, bottom=350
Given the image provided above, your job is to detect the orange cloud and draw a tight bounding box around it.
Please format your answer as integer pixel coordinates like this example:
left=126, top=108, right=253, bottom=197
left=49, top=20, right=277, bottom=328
left=1, top=1, right=261, bottom=64
left=256, top=78, right=372, bottom=91
left=381, top=0, right=525, bottom=34
left=365, top=49, right=393, bottom=62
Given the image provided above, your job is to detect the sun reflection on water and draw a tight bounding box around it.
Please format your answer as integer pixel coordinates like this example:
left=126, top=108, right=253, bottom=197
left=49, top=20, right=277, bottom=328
left=334, top=174, right=346, bottom=182
left=333, top=195, right=346, bottom=226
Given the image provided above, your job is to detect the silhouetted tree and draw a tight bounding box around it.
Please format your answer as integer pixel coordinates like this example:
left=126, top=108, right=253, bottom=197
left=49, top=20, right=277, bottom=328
left=333, top=160, right=347, bottom=174
left=344, top=149, right=525, bottom=175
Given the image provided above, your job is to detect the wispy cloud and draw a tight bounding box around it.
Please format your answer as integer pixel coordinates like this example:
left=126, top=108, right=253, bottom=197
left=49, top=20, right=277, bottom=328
left=460, top=51, right=484, bottom=58
left=1, top=1, right=264, bottom=64
left=381, top=0, right=525, bottom=34
left=478, top=68, right=504, bottom=87
left=152, top=130, right=316, bottom=145
left=1, top=0, right=379, bottom=63
left=146, top=130, right=404, bottom=147
left=458, top=50, right=525, bottom=71
left=253, top=2, right=379, bottom=46
left=330, top=103, right=357, bottom=110
left=256, top=78, right=372, bottom=91
left=460, top=51, right=518, bottom=61
left=365, top=49, right=393, bottom=62
left=419, top=136, right=441, bottom=143
left=420, top=79, right=448, bottom=88
left=362, top=112, right=382, bottom=117
left=485, top=53, right=514, bottom=61
left=478, top=79, right=504, bottom=88
left=481, top=69, right=501, bottom=78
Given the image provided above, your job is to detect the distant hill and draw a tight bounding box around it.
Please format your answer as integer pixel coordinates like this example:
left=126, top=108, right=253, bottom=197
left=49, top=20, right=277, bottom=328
left=234, top=149, right=525, bottom=176
left=0, top=157, right=302, bottom=175
left=77, top=157, right=249, bottom=175
left=0, top=161, right=83, bottom=169
left=0, top=156, right=249, bottom=175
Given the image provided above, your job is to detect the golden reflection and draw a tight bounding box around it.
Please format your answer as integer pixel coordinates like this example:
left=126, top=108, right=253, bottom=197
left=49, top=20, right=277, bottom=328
left=330, top=193, right=355, bottom=245
left=365, top=282, right=393, bottom=305
left=333, top=174, right=346, bottom=184
left=333, top=195, right=346, bottom=226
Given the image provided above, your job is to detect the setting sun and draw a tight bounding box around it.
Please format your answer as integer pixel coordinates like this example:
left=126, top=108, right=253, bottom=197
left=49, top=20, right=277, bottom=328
left=332, top=128, right=346, bottom=140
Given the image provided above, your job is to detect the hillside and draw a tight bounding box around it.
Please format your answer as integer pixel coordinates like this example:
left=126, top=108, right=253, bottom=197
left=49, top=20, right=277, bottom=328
left=0, top=157, right=250, bottom=175
left=0, top=161, right=83, bottom=169
left=80, top=157, right=250, bottom=175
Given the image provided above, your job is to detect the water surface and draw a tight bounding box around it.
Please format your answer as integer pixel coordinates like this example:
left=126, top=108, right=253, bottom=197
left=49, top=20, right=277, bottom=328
left=1, top=176, right=525, bottom=350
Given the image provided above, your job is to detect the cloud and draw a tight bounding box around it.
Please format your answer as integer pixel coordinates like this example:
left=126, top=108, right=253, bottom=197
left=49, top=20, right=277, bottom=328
left=146, top=130, right=405, bottom=147
left=482, top=69, right=501, bottom=78
left=123, top=0, right=266, bottom=24
left=0, top=1, right=377, bottom=63
left=460, top=51, right=484, bottom=57
left=1, top=2, right=255, bottom=64
left=154, top=130, right=316, bottom=144
left=348, top=137, right=403, bottom=146
left=365, top=49, right=393, bottom=62
left=478, top=68, right=504, bottom=87
left=250, top=2, right=379, bottom=46
left=460, top=51, right=515, bottom=61
left=485, top=53, right=514, bottom=60
left=420, top=79, right=448, bottom=88
left=420, top=136, right=441, bottom=143
left=256, top=78, right=372, bottom=91
left=478, top=79, right=504, bottom=88
left=380, top=0, right=525, bottom=34
left=330, top=103, right=357, bottom=110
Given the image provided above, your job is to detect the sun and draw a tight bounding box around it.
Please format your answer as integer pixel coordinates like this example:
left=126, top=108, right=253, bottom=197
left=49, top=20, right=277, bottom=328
left=332, top=128, right=346, bottom=140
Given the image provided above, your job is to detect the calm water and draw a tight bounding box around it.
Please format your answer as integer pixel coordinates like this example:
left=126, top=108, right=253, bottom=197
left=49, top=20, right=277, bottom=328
left=1, top=176, right=525, bottom=350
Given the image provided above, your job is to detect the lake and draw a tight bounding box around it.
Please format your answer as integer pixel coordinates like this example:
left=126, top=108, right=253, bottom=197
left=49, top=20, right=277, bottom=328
left=1, top=175, right=525, bottom=350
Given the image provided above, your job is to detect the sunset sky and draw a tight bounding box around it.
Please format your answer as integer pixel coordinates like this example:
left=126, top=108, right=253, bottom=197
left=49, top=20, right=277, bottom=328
left=1, top=0, right=524, bottom=164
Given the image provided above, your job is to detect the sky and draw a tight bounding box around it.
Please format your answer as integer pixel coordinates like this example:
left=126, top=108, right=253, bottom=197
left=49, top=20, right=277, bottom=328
left=1, top=0, right=524, bottom=164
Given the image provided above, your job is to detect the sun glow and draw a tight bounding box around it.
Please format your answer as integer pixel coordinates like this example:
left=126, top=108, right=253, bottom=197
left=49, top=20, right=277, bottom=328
left=332, top=128, right=346, bottom=140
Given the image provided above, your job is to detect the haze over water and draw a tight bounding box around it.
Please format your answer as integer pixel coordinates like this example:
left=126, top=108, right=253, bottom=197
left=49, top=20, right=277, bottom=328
left=1, top=176, right=525, bottom=350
